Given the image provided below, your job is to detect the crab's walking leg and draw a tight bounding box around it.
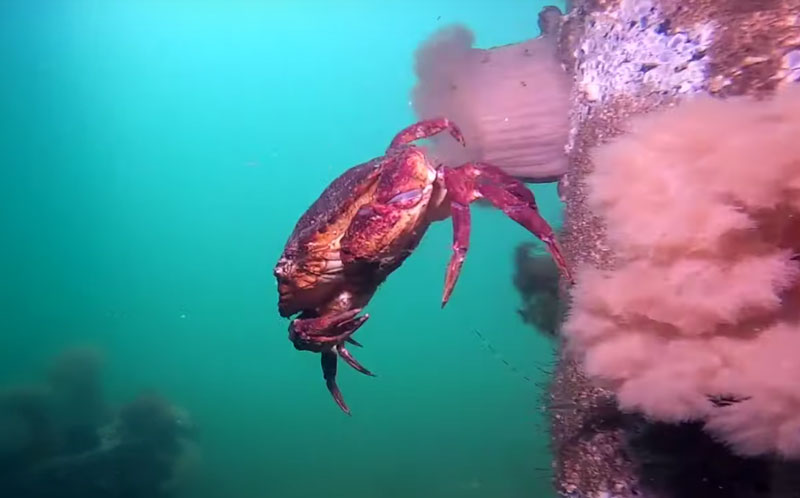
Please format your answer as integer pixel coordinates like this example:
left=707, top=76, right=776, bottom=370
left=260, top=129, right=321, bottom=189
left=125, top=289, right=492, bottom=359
left=387, top=117, right=465, bottom=153
left=471, top=163, right=540, bottom=207
left=441, top=166, right=478, bottom=308
left=442, top=202, right=471, bottom=308
left=477, top=177, right=573, bottom=284
left=321, top=351, right=350, bottom=415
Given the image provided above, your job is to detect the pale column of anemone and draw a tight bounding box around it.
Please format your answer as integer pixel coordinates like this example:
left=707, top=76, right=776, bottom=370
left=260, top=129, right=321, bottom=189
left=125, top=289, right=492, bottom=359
left=409, top=9, right=571, bottom=184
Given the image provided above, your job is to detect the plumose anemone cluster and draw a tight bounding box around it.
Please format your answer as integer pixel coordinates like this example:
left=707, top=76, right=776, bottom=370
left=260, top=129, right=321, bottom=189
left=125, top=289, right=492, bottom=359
left=563, top=85, right=800, bottom=458
left=411, top=20, right=571, bottom=183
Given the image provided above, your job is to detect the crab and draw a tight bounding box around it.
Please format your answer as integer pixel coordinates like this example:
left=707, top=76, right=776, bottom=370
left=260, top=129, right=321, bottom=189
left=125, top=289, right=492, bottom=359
left=273, top=118, right=572, bottom=414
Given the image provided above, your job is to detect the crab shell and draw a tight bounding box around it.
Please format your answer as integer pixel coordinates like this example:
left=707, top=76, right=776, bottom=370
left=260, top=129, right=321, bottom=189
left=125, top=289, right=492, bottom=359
left=271, top=118, right=574, bottom=415
left=274, top=147, right=446, bottom=319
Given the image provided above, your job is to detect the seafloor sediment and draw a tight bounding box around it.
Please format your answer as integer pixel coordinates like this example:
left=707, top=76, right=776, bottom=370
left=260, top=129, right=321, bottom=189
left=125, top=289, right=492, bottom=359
left=549, top=0, right=800, bottom=497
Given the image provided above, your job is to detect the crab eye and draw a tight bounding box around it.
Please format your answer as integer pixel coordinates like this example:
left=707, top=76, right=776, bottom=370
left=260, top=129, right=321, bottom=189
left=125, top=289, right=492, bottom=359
left=388, top=188, right=423, bottom=205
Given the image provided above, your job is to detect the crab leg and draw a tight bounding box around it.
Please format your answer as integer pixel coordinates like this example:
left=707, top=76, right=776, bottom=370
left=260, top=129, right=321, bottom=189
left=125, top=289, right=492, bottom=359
left=321, top=351, right=350, bottom=415
left=440, top=163, right=572, bottom=307
left=386, top=117, right=466, bottom=153
left=469, top=163, right=540, bottom=207
left=442, top=202, right=471, bottom=307
left=289, top=309, right=369, bottom=350
left=441, top=166, right=478, bottom=308
left=478, top=182, right=572, bottom=284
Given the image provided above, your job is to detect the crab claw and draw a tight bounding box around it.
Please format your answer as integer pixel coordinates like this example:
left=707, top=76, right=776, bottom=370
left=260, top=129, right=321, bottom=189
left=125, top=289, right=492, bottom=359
left=335, top=344, right=376, bottom=377
left=289, top=309, right=377, bottom=415
left=346, top=337, right=363, bottom=347
left=289, top=309, right=369, bottom=352
left=320, top=344, right=376, bottom=416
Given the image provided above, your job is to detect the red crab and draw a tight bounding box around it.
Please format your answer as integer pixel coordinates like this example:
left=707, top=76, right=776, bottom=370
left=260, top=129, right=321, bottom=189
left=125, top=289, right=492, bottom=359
left=273, top=118, right=571, bottom=414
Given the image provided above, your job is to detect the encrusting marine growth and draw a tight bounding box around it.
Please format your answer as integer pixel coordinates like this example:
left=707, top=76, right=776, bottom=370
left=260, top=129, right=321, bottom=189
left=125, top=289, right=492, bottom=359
left=563, top=86, right=800, bottom=458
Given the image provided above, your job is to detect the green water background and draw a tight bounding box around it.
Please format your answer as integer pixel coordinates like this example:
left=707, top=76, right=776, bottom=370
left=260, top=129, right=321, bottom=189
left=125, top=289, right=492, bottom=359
left=0, top=1, right=565, bottom=496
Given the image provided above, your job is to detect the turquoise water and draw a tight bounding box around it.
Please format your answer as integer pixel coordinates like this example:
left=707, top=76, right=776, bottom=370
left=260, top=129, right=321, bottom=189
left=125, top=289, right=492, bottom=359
left=0, top=1, right=565, bottom=496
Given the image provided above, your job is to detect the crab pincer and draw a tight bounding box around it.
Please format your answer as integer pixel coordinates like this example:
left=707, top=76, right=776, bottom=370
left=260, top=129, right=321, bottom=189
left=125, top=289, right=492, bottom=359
left=440, top=162, right=573, bottom=308
left=288, top=309, right=369, bottom=351
left=288, top=308, right=376, bottom=414
left=322, top=340, right=376, bottom=415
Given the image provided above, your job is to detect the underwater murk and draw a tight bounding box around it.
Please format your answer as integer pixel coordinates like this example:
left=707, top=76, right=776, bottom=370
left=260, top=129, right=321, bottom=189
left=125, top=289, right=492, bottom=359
left=0, top=1, right=567, bottom=497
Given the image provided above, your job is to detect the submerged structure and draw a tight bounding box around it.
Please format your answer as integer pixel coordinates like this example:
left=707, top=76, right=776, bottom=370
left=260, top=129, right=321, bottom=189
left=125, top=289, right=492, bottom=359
left=414, top=1, right=800, bottom=496
left=554, top=1, right=800, bottom=496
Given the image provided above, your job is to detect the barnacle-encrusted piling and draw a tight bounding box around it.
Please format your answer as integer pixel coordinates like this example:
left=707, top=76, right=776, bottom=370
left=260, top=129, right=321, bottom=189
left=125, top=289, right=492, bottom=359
left=550, top=0, right=800, bottom=497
